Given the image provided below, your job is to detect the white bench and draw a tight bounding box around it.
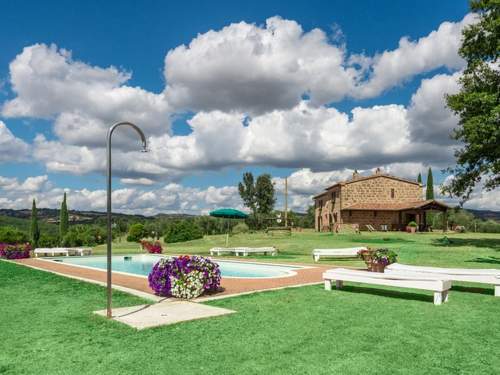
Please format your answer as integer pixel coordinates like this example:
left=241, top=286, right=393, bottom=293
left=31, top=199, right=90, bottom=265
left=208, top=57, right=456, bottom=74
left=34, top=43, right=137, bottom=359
left=385, top=263, right=500, bottom=297
left=209, top=247, right=277, bottom=256
left=312, top=247, right=366, bottom=262
left=323, top=268, right=451, bottom=305
left=210, top=247, right=236, bottom=256
left=234, top=247, right=277, bottom=256
left=34, top=247, right=93, bottom=257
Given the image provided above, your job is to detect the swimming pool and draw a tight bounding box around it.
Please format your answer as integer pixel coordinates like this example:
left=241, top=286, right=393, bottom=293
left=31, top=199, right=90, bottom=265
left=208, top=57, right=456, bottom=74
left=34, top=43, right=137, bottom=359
left=49, top=255, right=303, bottom=279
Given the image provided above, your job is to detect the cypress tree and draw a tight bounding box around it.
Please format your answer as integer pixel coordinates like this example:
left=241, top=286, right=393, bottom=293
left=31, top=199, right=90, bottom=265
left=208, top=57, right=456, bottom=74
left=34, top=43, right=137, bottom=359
left=30, top=199, right=40, bottom=248
left=426, top=168, right=434, bottom=200
left=417, top=173, right=422, bottom=184
left=60, top=192, right=69, bottom=239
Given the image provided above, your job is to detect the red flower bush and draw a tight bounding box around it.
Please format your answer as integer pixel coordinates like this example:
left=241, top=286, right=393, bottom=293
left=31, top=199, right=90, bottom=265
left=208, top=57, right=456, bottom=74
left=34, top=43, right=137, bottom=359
left=0, top=243, right=31, bottom=259
left=140, top=240, right=163, bottom=254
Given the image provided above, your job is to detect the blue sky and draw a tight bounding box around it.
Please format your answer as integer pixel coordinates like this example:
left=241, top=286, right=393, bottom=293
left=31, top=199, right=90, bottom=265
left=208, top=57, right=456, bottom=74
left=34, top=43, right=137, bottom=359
left=2, top=0, right=495, bottom=214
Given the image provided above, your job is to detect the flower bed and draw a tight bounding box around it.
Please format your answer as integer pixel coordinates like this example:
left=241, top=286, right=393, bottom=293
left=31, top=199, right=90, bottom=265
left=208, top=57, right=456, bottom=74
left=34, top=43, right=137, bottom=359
left=148, top=255, right=221, bottom=299
left=358, top=248, right=397, bottom=272
left=140, top=240, right=163, bottom=254
left=0, top=243, right=31, bottom=259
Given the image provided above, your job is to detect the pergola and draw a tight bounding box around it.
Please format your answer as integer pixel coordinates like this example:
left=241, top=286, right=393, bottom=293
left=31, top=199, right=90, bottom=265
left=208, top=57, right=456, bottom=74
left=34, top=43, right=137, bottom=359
left=341, top=199, right=449, bottom=232
left=396, top=200, right=449, bottom=231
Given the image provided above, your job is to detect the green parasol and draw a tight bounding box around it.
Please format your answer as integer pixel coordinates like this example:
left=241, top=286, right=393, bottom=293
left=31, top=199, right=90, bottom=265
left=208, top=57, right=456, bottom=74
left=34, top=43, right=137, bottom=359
left=209, top=208, right=249, bottom=246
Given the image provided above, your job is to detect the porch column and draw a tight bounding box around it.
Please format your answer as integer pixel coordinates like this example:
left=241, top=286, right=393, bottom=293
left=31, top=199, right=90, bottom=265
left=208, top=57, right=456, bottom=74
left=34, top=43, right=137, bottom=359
left=442, top=209, right=448, bottom=232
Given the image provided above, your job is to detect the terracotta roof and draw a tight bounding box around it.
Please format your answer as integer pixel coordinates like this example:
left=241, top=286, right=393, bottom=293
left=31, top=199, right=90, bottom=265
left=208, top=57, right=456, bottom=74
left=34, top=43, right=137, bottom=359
left=325, top=173, right=420, bottom=190
left=312, top=190, right=331, bottom=199
left=341, top=200, right=449, bottom=211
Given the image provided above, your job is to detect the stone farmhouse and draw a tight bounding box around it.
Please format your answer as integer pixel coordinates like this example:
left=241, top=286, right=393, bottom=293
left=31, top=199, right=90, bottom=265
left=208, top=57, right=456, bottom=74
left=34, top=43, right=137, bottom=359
left=313, top=169, right=448, bottom=232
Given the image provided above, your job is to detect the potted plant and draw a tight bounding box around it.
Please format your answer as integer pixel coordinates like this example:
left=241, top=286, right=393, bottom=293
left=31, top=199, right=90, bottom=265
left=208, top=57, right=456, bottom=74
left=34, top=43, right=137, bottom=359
left=358, top=248, right=398, bottom=272
left=406, top=221, right=418, bottom=233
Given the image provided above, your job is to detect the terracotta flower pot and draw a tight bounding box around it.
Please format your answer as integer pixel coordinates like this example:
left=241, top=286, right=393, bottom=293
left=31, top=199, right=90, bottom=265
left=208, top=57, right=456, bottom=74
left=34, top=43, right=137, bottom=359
left=370, top=263, right=386, bottom=273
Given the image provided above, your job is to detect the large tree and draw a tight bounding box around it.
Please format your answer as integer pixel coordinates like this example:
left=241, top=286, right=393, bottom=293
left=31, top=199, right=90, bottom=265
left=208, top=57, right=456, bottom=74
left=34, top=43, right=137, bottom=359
left=30, top=199, right=40, bottom=248
left=238, top=172, right=276, bottom=228
left=417, top=173, right=422, bottom=184
left=59, top=192, right=69, bottom=240
left=444, top=0, right=500, bottom=201
left=426, top=167, right=435, bottom=200
left=238, top=172, right=257, bottom=217
left=255, top=174, right=276, bottom=215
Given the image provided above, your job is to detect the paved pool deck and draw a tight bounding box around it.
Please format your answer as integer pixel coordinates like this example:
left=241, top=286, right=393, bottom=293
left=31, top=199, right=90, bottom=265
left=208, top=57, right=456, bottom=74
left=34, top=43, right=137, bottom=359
left=15, top=257, right=338, bottom=299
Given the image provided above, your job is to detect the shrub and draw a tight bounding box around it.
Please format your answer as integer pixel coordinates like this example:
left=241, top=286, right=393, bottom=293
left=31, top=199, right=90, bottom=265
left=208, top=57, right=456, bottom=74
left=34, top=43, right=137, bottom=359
left=140, top=240, right=163, bottom=254
left=38, top=233, right=60, bottom=248
left=163, top=221, right=203, bottom=243
left=407, top=221, right=418, bottom=228
left=0, top=243, right=31, bottom=259
left=0, top=227, right=29, bottom=244
left=148, top=255, right=221, bottom=299
left=232, top=222, right=249, bottom=234
left=62, top=225, right=106, bottom=247
left=127, top=223, right=146, bottom=242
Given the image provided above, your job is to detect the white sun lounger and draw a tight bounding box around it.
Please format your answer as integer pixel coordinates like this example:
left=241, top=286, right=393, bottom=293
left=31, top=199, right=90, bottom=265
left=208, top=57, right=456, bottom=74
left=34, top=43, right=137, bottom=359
left=209, top=247, right=235, bottom=256
left=34, top=248, right=71, bottom=257
left=34, top=247, right=93, bottom=257
left=73, top=247, right=93, bottom=256
left=312, top=247, right=366, bottom=262
left=323, top=268, right=451, bottom=305
left=385, top=263, right=500, bottom=297
left=210, top=247, right=277, bottom=256
left=234, top=247, right=277, bottom=256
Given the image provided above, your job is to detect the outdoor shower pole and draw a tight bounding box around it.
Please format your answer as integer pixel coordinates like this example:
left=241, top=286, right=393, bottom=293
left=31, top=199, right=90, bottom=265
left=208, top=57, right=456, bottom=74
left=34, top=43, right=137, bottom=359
left=106, top=122, right=147, bottom=318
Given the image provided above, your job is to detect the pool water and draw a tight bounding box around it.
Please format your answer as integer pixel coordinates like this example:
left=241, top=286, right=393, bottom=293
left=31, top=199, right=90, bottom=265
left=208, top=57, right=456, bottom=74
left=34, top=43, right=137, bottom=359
left=50, top=255, right=302, bottom=278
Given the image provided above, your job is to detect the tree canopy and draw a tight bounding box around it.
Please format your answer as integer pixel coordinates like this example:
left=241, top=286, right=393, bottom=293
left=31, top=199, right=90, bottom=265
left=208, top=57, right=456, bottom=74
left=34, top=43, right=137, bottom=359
left=444, top=0, right=500, bottom=201
left=30, top=199, right=40, bottom=248
left=59, top=192, right=69, bottom=240
left=426, top=168, right=435, bottom=200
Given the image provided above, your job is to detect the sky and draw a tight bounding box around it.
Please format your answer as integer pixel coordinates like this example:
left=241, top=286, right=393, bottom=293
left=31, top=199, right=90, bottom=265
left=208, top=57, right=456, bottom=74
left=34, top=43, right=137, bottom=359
left=0, top=0, right=498, bottom=214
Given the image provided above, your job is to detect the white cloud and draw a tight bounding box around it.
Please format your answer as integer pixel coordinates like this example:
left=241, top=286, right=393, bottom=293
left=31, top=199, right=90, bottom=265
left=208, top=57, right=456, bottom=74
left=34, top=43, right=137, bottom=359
left=353, top=14, right=475, bottom=98
left=0, top=175, right=50, bottom=193
left=164, top=15, right=475, bottom=113
left=120, top=177, right=155, bottom=186
left=164, top=16, right=357, bottom=113
left=408, top=72, right=460, bottom=144
left=2, top=44, right=171, bottom=148
left=0, top=121, right=30, bottom=162
left=0, top=175, right=243, bottom=215
left=2, top=16, right=492, bottom=213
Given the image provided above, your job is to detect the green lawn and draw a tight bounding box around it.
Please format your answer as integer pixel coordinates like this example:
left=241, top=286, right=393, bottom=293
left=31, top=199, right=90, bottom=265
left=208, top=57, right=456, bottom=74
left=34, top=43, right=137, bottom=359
left=96, top=230, right=500, bottom=269
left=2, top=231, right=500, bottom=374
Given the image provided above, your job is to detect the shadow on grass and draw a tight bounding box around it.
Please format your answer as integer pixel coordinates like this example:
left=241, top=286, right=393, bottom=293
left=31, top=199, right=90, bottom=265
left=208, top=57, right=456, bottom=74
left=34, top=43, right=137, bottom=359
left=451, top=285, right=494, bottom=296
left=432, top=238, right=500, bottom=250
left=338, top=285, right=431, bottom=303
left=349, top=237, right=415, bottom=244
left=466, top=256, right=500, bottom=265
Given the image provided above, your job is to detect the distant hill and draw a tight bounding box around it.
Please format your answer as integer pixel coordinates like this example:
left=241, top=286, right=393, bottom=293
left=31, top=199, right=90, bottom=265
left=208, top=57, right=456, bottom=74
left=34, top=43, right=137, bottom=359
left=0, top=208, right=195, bottom=225
left=465, top=209, right=500, bottom=221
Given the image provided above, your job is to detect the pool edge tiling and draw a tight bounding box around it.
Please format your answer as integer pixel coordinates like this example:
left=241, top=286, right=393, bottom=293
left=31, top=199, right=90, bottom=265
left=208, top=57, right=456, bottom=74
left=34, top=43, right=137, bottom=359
left=14, top=257, right=335, bottom=298
left=44, top=254, right=307, bottom=279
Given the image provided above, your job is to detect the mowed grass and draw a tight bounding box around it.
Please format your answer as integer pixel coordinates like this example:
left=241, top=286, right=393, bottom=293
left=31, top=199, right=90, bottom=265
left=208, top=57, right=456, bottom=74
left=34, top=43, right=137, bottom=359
left=1, top=256, right=500, bottom=374
left=2, top=231, right=500, bottom=374
left=95, top=230, right=500, bottom=269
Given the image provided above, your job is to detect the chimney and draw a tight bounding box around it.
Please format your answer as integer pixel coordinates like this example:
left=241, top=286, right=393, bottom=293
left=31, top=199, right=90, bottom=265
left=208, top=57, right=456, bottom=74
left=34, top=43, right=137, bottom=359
left=352, top=170, right=360, bottom=180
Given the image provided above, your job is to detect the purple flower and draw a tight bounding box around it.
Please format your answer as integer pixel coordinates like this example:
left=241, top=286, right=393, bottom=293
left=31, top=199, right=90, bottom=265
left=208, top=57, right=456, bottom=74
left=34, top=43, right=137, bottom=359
left=148, top=255, right=221, bottom=298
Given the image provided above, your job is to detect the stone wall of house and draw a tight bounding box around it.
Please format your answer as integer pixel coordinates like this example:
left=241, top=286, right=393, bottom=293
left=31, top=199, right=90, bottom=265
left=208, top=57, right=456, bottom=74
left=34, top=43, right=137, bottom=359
left=314, top=186, right=341, bottom=231
left=340, top=176, right=422, bottom=209
left=342, top=210, right=399, bottom=230
left=313, top=174, right=424, bottom=232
